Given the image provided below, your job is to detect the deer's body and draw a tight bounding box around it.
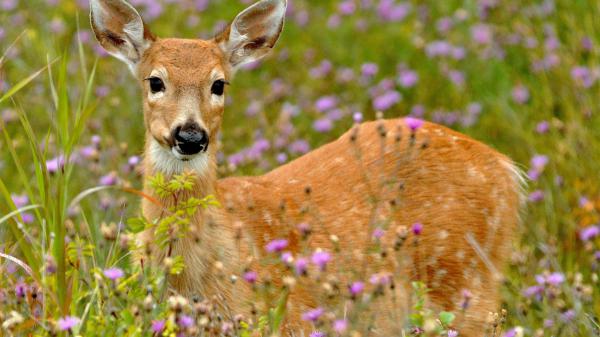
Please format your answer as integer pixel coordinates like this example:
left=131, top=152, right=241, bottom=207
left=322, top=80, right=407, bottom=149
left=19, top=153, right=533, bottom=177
left=91, top=0, right=522, bottom=335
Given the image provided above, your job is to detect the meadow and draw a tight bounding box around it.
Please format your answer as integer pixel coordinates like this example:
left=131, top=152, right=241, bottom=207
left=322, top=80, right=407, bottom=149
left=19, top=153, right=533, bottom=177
left=1, top=0, right=599, bottom=336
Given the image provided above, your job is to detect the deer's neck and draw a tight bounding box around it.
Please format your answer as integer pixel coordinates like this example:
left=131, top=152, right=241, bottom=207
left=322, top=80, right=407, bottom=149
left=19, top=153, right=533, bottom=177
left=140, top=136, right=242, bottom=304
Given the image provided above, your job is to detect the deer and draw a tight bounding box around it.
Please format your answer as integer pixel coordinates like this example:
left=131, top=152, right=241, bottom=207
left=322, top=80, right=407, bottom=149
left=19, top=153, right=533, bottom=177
left=90, top=0, right=524, bottom=335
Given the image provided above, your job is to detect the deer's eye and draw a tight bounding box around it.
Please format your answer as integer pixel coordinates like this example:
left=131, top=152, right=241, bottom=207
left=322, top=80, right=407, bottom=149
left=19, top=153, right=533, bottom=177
left=147, top=77, right=165, bottom=93
left=211, top=79, right=227, bottom=96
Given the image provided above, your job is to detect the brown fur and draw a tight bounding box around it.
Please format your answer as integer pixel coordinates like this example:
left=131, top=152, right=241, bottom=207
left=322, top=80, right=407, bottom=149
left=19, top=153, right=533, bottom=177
left=92, top=1, right=522, bottom=335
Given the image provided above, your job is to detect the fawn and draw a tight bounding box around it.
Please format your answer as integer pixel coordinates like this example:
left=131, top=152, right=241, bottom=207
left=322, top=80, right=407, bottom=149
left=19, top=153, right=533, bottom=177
left=91, top=0, right=523, bottom=335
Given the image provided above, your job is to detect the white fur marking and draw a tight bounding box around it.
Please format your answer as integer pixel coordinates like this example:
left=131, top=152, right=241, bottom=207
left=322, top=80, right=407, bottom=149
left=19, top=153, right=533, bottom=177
left=150, top=139, right=209, bottom=175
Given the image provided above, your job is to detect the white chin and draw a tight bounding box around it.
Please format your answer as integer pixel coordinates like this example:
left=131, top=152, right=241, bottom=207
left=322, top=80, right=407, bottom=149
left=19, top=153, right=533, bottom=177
left=150, top=139, right=209, bottom=175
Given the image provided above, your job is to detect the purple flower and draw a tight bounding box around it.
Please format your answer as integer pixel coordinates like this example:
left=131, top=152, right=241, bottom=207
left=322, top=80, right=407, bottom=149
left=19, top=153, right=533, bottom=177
left=405, top=117, right=424, bottom=132
left=311, top=250, right=331, bottom=270
left=276, top=153, right=288, bottom=164
left=315, top=96, right=338, bottom=112
left=302, top=307, right=324, bottom=322
left=536, top=121, right=550, bottom=134
left=369, top=272, right=392, bottom=286
left=178, top=315, right=194, bottom=328
left=523, top=285, right=544, bottom=299
left=310, top=332, right=325, bottom=337
left=373, top=91, right=401, bottom=111
left=544, top=319, right=554, bottom=328
left=103, top=267, right=124, bottom=280
left=425, top=40, right=452, bottom=58
left=151, top=320, right=166, bottom=333
left=398, top=69, right=418, bottom=88
left=471, top=24, right=492, bottom=44
left=243, top=270, right=258, bottom=284
left=579, top=225, right=600, bottom=241
left=448, top=70, right=465, bottom=86
left=295, top=257, right=309, bottom=275
left=503, top=329, right=517, bottom=337
left=353, top=112, right=363, bottom=124
left=512, top=85, right=530, bottom=104
left=265, top=239, right=289, bottom=253
left=372, top=227, right=385, bottom=239
left=461, top=289, right=472, bottom=310
left=338, top=0, right=355, bottom=15
left=581, top=37, right=593, bottom=51
left=128, top=156, right=140, bottom=166
left=289, top=140, right=310, bottom=155
left=281, top=252, right=293, bottom=264
left=310, top=60, right=333, bottom=78
left=528, top=190, right=544, bottom=203
left=313, top=118, right=333, bottom=133
left=57, top=316, right=80, bottom=331
left=361, top=63, right=379, bottom=77
left=1, top=0, right=18, bottom=11
left=95, top=85, right=110, bottom=98
left=99, top=172, right=118, bottom=186
left=436, top=17, right=453, bottom=33
left=377, top=0, right=410, bottom=22
left=333, top=319, right=348, bottom=333
left=349, top=281, right=365, bottom=296
left=448, top=330, right=458, bottom=337
left=571, top=66, right=595, bottom=88
left=412, top=222, right=423, bottom=235
left=531, top=155, right=549, bottom=171
left=560, top=309, right=576, bottom=322
left=15, top=281, right=26, bottom=297
left=11, top=194, right=29, bottom=208
left=46, top=156, right=65, bottom=173
left=546, top=272, right=565, bottom=286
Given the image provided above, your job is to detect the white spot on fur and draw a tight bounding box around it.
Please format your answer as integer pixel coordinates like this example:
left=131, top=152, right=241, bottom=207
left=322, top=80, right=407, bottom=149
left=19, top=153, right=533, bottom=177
left=149, top=138, right=209, bottom=175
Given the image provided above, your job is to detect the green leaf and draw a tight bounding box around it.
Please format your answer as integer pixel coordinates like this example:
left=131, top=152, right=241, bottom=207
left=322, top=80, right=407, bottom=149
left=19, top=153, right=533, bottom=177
left=127, top=217, right=147, bottom=234
left=439, top=311, right=456, bottom=326
left=169, top=255, right=186, bottom=275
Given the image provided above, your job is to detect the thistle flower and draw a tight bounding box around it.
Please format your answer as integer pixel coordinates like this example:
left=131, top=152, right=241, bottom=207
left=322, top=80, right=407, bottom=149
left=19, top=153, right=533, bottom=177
left=178, top=315, right=194, bottom=328
left=412, top=222, right=423, bottom=235
left=528, top=190, right=544, bottom=203
left=265, top=239, right=289, bottom=253
left=579, top=225, right=599, bottom=241
left=243, top=270, right=258, bottom=284
left=349, top=281, right=365, bottom=297
left=333, top=319, right=348, bottom=333
left=151, top=320, right=166, bottom=333
left=57, top=316, right=80, bottom=331
left=295, top=257, right=309, bottom=275
left=46, top=156, right=65, bottom=174
left=302, top=307, right=324, bottom=322
left=103, top=267, right=124, bottom=281
left=372, top=227, right=385, bottom=240
left=405, top=117, right=424, bottom=132
left=311, top=250, right=332, bottom=271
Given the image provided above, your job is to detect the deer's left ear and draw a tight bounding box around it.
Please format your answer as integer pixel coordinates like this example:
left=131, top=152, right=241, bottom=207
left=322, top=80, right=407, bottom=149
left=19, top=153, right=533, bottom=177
left=216, top=0, right=287, bottom=69
left=90, top=0, right=155, bottom=73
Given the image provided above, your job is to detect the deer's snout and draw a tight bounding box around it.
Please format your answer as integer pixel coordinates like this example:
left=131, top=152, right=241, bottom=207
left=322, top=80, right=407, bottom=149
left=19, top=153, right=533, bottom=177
left=172, top=122, right=209, bottom=156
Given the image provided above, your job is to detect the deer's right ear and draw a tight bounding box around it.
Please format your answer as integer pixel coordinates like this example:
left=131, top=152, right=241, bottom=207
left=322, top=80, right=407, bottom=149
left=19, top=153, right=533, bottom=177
left=90, top=0, right=155, bottom=73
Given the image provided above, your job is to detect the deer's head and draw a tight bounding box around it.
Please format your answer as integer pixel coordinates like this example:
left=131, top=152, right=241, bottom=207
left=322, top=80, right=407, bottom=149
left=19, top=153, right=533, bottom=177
left=91, top=0, right=286, bottom=175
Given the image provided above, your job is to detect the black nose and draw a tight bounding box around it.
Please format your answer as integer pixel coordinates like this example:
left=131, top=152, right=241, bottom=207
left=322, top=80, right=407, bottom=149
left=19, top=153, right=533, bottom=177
left=173, top=122, right=209, bottom=155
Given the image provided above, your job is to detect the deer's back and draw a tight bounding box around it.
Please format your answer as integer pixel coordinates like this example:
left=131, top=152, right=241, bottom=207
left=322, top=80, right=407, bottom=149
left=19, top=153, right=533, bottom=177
left=218, top=118, right=522, bottom=334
